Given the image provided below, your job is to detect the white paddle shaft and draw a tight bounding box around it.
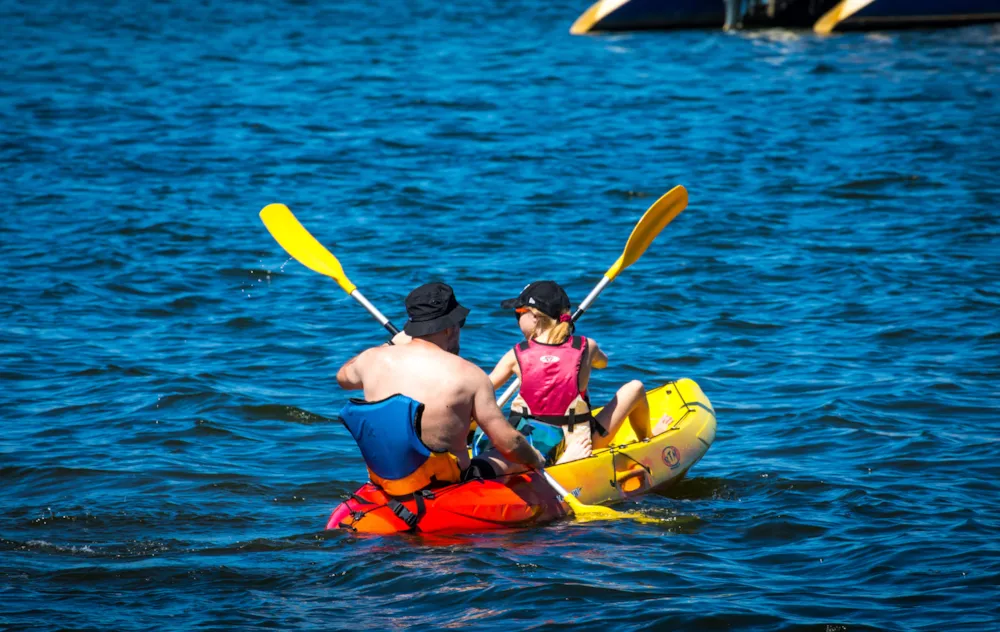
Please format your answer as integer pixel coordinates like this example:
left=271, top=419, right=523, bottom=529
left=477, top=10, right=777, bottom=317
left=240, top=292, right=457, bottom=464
left=540, top=468, right=575, bottom=502
left=350, top=289, right=401, bottom=336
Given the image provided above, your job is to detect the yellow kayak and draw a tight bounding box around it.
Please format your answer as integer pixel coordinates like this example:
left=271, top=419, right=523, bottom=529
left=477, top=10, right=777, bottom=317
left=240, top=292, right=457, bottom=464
left=548, top=377, right=716, bottom=505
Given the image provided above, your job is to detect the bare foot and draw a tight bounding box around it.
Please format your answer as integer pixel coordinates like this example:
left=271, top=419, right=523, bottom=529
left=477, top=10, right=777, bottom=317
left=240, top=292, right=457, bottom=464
left=555, top=434, right=592, bottom=464
left=651, top=414, right=674, bottom=436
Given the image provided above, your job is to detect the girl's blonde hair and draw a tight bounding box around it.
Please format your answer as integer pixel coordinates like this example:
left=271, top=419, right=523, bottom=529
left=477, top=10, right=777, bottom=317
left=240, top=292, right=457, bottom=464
left=526, top=307, right=573, bottom=345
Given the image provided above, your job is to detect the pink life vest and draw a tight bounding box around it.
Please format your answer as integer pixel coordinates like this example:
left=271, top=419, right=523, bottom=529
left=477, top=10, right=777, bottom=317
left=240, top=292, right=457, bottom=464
left=513, top=335, right=591, bottom=418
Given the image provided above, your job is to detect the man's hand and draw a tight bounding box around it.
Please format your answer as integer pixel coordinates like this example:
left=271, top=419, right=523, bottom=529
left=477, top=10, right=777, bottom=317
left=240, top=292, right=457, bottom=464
left=390, top=331, right=412, bottom=346
left=529, top=445, right=546, bottom=470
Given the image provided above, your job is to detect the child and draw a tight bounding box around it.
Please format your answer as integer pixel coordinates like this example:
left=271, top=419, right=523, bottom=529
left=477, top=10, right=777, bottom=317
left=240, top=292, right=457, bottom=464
left=476, top=280, right=671, bottom=471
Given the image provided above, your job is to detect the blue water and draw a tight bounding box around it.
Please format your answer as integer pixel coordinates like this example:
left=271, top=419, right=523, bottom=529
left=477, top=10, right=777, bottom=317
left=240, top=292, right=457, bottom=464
left=3, top=0, right=999, bottom=629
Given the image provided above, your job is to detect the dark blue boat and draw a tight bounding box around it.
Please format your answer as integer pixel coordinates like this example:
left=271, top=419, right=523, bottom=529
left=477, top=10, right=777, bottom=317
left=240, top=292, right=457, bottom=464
left=570, top=0, right=1000, bottom=33
left=831, top=0, right=1000, bottom=31
left=570, top=0, right=725, bottom=34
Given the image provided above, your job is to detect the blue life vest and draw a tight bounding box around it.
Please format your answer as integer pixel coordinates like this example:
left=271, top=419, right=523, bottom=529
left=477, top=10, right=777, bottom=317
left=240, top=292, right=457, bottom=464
left=339, top=394, right=461, bottom=496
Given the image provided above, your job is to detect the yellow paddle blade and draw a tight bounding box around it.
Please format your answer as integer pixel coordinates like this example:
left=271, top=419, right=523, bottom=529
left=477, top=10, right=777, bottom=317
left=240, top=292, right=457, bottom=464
left=562, top=492, right=665, bottom=525
left=562, top=492, right=626, bottom=521
left=259, top=204, right=357, bottom=295
left=814, top=0, right=875, bottom=34
left=604, top=185, right=688, bottom=281
left=541, top=469, right=662, bottom=524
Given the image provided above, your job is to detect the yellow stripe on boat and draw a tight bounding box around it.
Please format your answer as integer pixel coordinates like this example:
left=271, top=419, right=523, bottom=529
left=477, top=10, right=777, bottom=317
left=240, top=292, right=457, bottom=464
left=570, top=0, right=631, bottom=34
left=814, top=0, right=876, bottom=34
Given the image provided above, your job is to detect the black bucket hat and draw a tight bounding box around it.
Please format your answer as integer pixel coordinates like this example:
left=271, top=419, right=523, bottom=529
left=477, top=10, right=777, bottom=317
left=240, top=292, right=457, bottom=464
left=499, top=281, right=571, bottom=320
left=403, top=282, right=470, bottom=337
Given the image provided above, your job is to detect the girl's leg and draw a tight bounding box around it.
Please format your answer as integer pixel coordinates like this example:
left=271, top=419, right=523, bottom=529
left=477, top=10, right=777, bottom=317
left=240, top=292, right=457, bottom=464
left=593, top=380, right=650, bottom=449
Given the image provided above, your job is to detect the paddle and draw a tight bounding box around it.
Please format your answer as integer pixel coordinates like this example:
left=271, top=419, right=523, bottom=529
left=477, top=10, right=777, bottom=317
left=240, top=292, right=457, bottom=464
left=497, top=185, right=688, bottom=408
left=535, top=461, right=660, bottom=523
left=258, top=203, right=659, bottom=525
left=259, top=204, right=401, bottom=338
left=814, top=0, right=876, bottom=34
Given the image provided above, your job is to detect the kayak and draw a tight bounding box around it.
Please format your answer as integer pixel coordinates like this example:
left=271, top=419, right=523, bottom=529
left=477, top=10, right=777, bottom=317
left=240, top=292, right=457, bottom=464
left=326, top=378, right=716, bottom=534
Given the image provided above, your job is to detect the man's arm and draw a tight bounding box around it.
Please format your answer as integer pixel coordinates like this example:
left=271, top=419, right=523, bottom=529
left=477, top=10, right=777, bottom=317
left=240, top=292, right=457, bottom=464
left=488, top=349, right=517, bottom=390
left=336, top=350, right=369, bottom=390
left=471, top=374, right=544, bottom=469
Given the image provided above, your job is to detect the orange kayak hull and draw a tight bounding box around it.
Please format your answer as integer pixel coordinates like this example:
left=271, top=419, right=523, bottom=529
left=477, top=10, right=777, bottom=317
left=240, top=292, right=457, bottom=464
left=327, top=474, right=569, bottom=534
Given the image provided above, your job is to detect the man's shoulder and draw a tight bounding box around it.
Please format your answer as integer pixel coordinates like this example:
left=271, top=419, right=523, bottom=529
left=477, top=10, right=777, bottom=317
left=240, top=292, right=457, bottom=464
left=356, top=345, right=385, bottom=362
left=428, top=350, right=485, bottom=376
left=432, top=353, right=490, bottom=391
left=389, top=343, right=488, bottom=385
left=456, top=355, right=489, bottom=378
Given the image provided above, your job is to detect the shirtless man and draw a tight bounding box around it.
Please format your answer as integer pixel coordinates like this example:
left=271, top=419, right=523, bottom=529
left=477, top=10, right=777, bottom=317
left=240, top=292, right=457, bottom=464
left=336, top=282, right=544, bottom=495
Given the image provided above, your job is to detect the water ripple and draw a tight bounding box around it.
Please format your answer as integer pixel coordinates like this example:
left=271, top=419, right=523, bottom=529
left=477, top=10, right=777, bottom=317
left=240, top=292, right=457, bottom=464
left=2, top=0, right=999, bottom=630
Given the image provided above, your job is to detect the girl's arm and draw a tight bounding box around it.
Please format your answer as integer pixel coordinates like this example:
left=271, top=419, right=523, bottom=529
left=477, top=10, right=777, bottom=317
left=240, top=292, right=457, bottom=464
left=489, top=349, right=518, bottom=389
left=589, top=339, right=608, bottom=369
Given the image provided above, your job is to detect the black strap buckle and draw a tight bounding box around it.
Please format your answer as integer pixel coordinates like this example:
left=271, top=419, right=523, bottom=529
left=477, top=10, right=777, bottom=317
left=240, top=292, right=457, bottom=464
left=387, top=492, right=430, bottom=531
left=388, top=499, right=420, bottom=529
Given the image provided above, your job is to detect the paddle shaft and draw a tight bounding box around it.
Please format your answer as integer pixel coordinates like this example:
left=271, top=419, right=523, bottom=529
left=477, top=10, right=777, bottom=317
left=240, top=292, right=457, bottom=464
left=540, top=468, right=577, bottom=504
left=350, top=289, right=401, bottom=337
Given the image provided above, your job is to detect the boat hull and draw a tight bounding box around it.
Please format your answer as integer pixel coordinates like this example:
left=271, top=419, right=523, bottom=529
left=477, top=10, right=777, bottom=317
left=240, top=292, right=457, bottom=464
left=837, top=0, right=1000, bottom=30
left=572, top=0, right=725, bottom=34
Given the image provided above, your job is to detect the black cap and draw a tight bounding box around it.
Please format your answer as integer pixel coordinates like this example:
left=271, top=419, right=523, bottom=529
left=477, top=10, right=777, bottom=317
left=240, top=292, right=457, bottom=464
left=403, top=282, right=470, bottom=337
left=499, top=281, right=571, bottom=319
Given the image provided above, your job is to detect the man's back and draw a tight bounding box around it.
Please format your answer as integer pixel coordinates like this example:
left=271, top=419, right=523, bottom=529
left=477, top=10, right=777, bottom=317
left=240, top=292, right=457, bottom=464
left=336, top=281, right=544, bottom=481
left=351, top=339, right=480, bottom=466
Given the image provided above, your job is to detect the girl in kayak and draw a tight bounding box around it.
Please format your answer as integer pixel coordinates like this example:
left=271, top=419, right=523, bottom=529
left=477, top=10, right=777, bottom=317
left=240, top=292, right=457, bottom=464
left=477, top=280, right=672, bottom=469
